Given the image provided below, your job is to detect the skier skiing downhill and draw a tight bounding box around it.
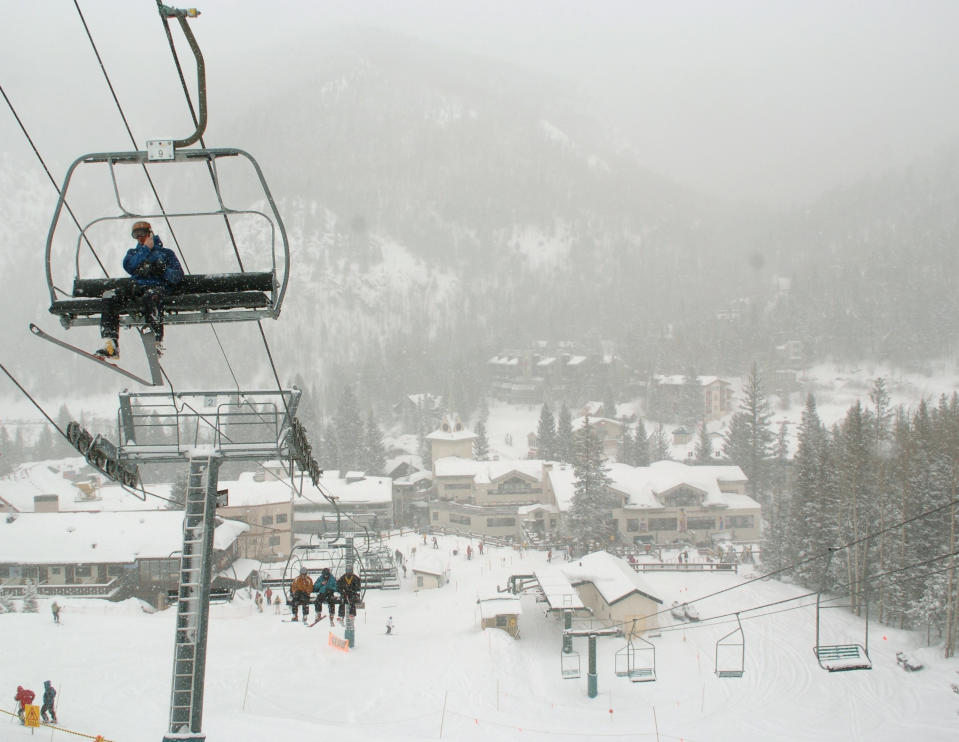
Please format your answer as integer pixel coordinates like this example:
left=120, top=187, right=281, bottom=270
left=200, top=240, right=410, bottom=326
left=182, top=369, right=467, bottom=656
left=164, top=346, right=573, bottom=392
left=289, top=568, right=313, bottom=622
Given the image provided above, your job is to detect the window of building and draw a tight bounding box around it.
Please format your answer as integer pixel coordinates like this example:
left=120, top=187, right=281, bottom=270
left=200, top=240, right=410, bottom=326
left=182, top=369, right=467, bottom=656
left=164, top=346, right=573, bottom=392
left=445, top=483, right=472, bottom=490
left=276, top=513, right=288, bottom=524
left=261, top=515, right=274, bottom=525
left=432, top=511, right=439, bottom=521
left=648, top=517, right=678, bottom=532
left=495, top=615, right=508, bottom=627
left=661, top=486, right=704, bottom=508
left=686, top=517, right=715, bottom=531
left=417, top=575, right=424, bottom=587
left=269, top=535, right=281, bottom=546
left=75, top=566, right=91, bottom=577
left=487, top=517, right=516, bottom=527
left=626, top=519, right=639, bottom=532
left=725, top=515, right=754, bottom=529
left=450, top=514, right=472, bottom=525
left=50, top=567, right=62, bottom=575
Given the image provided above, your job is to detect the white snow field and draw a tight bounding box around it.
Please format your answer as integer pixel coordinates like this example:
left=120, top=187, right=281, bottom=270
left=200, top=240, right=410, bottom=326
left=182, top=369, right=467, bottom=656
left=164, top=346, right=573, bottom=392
left=2, top=533, right=958, bottom=741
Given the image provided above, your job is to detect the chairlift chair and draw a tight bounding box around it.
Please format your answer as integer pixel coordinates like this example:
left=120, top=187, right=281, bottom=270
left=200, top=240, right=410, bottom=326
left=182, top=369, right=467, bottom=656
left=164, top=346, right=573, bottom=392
left=813, top=549, right=872, bottom=672
left=560, top=647, right=581, bottom=679
left=615, top=626, right=657, bottom=682
left=715, top=613, right=745, bottom=678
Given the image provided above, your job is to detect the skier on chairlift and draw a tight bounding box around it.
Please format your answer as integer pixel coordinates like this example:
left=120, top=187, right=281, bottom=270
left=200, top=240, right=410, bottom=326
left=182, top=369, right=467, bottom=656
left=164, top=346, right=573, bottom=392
left=95, top=221, right=183, bottom=360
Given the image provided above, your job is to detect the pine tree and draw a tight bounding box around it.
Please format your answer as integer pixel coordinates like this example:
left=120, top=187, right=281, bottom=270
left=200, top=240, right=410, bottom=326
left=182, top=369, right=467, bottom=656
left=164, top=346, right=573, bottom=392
left=649, top=423, right=671, bottom=461
left=474, top=419, right=490, bottom=461
left=167, top=470, right=188, bottom=510
left=762, top=420, right=791, bottom=571
left=633, top=418, right=650, bottom=467
left=361, top=410, right=386, bottom=475
left=556, top=404, right=575, bottom=464
left=680, top=369, right=702, bottom=429
left=334, top=386, right=364, bottom=473
left=723, top=363, right=775, bottom=505
left=418, top=417, right=432, bottom=470
left=693, top=419, right=712, bottom=464
left=619, top=421, right=635, bottom=465
left=785, top=394, right=834, bottom=586
left=535, top=403, right=557, bottom=460
left=567, top=417, right=615, bottom=552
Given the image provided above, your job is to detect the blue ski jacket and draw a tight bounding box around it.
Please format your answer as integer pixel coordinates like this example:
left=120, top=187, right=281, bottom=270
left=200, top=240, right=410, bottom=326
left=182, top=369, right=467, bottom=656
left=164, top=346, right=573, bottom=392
left=123, top=235, right=184, bottom=288
left=314, top=574, right=337, bottom=596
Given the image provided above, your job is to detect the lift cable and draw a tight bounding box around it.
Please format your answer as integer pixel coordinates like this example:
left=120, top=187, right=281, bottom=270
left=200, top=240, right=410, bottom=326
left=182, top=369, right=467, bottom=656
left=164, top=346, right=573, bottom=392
left=0, top=83, right=108, bottom=278
left=622, top=496, right=959, bottom=630
left=73, top=0, right=190, bottom=273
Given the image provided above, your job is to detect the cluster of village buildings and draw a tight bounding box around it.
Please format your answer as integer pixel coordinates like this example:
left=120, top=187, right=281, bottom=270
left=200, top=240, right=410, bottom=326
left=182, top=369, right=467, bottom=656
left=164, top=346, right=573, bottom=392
left=0, top=402, right=760, bottom=609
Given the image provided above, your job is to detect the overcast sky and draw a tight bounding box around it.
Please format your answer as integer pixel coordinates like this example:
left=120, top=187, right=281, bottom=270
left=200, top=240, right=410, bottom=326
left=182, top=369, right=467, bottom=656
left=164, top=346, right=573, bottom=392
left=3, top=1, right=959, bottom=207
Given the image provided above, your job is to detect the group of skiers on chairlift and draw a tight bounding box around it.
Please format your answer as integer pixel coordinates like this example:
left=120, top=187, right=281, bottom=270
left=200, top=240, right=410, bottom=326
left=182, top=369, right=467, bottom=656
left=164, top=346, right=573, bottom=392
left=289, top=565, right=362, bottom=625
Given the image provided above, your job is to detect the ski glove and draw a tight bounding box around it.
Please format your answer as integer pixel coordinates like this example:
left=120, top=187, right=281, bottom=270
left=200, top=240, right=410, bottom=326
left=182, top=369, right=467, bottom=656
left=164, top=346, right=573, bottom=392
left=150, top=260, right=167, bottom=278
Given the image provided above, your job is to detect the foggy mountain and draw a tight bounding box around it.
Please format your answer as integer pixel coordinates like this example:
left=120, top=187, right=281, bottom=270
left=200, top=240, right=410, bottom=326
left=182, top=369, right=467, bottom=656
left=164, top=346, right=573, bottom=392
left=6, top=27, right=959, bottom=409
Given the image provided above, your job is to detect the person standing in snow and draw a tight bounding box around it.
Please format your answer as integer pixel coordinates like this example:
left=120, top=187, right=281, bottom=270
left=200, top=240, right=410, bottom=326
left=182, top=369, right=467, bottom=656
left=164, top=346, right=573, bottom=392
left=264, top=587, right=273, bottom=606
left=273, top=594, right=281, bottom=614
left=289, top=568, right=313, bottom=622
left=40, top=681, right=57, bottom=724
left=386, top=616, right=394, bottom=634
left=254, top=591, right=264, bottom=612
left=313, top=567, right=338, bottom=625
left=51, top=601, right=61, bottom=624
left=14, top=685, right=35, bottom=724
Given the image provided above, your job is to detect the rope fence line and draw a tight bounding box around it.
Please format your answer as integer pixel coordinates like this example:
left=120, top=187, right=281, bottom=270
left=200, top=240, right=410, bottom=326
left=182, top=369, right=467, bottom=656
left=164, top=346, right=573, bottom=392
left=0, top=706, right=114, bottom=741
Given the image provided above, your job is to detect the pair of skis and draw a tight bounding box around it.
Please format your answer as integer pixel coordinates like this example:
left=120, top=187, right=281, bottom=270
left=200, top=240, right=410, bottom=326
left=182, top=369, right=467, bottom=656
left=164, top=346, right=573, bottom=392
left=30, top=323, right=163, bottom=386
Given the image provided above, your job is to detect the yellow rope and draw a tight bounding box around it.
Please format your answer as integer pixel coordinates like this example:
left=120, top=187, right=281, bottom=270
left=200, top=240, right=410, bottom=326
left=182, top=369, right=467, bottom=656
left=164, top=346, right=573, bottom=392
left=0, top=706, right=115, bottom=741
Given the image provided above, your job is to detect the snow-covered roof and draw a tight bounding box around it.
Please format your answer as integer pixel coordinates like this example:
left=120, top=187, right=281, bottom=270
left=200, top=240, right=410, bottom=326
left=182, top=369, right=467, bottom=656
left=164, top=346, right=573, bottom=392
left=546, top=460, right=754, bottom=512
left=571, top=415, right=620, bottom=430
left=561, top=551, right=662, bottom=606
left=216, top=472, right=295, bottom=507
left=0, top=459, right=164, bottom=513
left=310, top=471, right=393, bottom=504
left=533, top=568, right=585, bottom=610
left=0, top=511, right=248, bottom=564
left=477, top=595, right=523, bottom=619
left=488, top=355, right=520, bottom=366
left=412, top=553, right=447, bottom=576
left=434, top=457, right=545, bottom=485
left=654, top=375, right=727, bottom=387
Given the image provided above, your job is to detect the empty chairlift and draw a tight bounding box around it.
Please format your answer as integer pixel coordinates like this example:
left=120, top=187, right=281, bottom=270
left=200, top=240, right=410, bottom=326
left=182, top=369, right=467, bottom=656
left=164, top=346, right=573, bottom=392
left=714, top=613, right=745, bottom=678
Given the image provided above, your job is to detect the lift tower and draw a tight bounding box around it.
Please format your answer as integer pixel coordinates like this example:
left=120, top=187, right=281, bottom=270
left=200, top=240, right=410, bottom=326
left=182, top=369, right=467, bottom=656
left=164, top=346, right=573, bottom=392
left=114, top=388, right=302, bottom=742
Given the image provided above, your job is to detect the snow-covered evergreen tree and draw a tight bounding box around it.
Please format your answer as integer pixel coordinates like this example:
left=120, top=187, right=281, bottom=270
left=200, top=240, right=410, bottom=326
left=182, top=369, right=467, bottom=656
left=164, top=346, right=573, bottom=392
left=649, top=423, right=671, bottom=461
left=723, top=362, right=775, bottom=505
left=556, top=403, right=575, bottom=464
left=473, top=419, right=490, bottom=461
left=567, top=417, right=615, bottom=552
left=334, top=386, right=365, bottom=472
left=167, top=470, right=188, bottom=510
left=22, top=578, right=38, bottom=613
left=633, top=418, right=650, bottom=467
left=693, top=419, right=712, bottom=464
left=361, top=410, right=386, bottom=475
left=535, top=403, right=557, bottom=460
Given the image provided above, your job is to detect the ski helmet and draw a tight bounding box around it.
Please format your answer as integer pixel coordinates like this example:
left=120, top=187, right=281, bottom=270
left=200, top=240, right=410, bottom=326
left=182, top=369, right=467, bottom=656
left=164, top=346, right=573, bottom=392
left=300, top=567, right=308, bottom=575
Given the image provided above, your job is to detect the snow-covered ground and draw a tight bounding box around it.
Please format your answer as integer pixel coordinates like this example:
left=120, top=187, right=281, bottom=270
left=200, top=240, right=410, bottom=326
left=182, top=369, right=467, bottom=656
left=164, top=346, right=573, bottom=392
left=2, top=534, right=958, bottom=741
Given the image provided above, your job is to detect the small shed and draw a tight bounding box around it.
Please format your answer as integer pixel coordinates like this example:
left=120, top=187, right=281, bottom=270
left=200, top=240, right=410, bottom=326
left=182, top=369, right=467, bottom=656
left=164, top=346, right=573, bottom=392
left=411, top=554, right=447, bottom=590
left=478, top=595, right=522, bottom=638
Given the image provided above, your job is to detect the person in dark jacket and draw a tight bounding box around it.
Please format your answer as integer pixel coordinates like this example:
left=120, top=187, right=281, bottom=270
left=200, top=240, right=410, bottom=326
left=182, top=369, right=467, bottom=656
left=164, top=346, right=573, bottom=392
left=336, top=567, right=362, bottom=623
left=289, top=568, right=313, bottom=622
left=313, top=567, right=338, bottom=625
left=95, top=221, right=183, bottom=360
left=14, top=685, right=35, bottom=723
left=40, top=681, right=56, bottom=724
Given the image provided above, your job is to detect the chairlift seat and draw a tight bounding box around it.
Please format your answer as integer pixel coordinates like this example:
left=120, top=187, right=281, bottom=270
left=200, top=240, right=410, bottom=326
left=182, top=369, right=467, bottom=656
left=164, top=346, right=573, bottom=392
left=815, top=644, right=872, bottom=671
left=628, top=667, right=656, bottom=682
left=50, top=272, right=275, bottom=325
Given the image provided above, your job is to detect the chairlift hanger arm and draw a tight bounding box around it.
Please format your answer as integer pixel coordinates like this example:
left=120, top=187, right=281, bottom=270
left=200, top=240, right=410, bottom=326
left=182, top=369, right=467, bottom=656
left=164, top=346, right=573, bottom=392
left=157, top=3, right=207, bottom=147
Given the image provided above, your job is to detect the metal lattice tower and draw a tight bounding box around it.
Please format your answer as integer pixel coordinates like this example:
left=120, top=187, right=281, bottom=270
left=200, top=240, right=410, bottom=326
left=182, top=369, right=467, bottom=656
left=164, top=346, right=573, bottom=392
left=113, top=388, right=301, bottom=742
